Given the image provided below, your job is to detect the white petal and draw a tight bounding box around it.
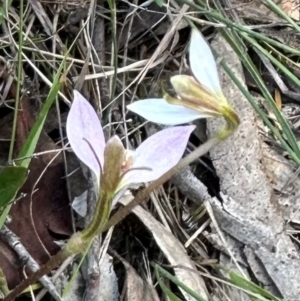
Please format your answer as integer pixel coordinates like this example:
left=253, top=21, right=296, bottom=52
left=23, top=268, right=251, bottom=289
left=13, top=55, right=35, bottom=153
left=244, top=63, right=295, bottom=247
left=189, top=28, right=221, bottom=93
left=123, top=125, right=195, bottom=184
left=127, top=98, right=211, bottom=125
left=66, top=90, right=105, bottom=182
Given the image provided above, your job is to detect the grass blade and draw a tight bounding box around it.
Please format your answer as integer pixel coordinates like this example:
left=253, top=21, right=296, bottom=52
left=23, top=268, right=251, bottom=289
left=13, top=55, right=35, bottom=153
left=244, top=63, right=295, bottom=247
left=228, top=270, right=282, bottom=301
left=17, top=77, right=63, bottom=168
left=154, top=264, right=208, bottom=301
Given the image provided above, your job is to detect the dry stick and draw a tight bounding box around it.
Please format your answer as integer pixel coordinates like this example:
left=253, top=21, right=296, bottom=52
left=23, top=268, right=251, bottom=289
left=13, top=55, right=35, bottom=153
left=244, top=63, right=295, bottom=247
left=203, top=200, right=248, bottom=279
left=0, top=226, right=62, bottom=301
left=3, top=136, right=220, bottom=301
left=35, top=256, right=75, bottom=301
left=3, top=252, right=66, bottom=301
left=137, top=2, right=190, bottom=84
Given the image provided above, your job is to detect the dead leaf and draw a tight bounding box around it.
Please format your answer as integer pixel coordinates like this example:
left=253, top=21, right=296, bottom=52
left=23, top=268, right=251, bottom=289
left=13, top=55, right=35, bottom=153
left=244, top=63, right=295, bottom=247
left=0, top=83, right=72, bottom=289
left=231, top=0, right=300, bottom=21
left=281, top=0, right=300, bottom=20
left=274, top=89, right=282, bottom=110
left=230, top=0, right=285, bottom=22
left=110, top=251, right=159, bottom=301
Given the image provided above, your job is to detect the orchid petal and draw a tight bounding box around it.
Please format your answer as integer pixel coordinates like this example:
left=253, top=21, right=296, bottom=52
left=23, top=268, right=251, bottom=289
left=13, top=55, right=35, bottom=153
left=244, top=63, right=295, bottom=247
left=189, top=28, right=221, bottom=93
left=127, top=98, right=208, bottom=125
left=66, top=90, right=105, bottom=181
left=122, top=125, right=195, bottom=185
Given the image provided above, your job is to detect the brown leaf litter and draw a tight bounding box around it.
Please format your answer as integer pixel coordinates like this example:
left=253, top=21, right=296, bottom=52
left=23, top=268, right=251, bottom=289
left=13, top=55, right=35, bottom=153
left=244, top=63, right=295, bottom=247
left=0, top=63, right=72, bottom=289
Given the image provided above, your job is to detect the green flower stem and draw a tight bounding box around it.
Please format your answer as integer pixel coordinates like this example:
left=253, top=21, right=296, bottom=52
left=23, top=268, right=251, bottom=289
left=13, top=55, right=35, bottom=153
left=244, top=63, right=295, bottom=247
left=81, top=191, right=113, bottom=240
left=219, top=106, right=240, bottom=140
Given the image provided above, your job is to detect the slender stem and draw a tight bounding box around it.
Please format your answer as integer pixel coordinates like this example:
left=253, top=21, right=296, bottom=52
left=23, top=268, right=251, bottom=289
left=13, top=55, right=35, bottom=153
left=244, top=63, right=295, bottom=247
left=8, top=0, right=24, bottom=162
left=3, top=233, right=89, bottom=301
left=3, top=252, right=67, bottom=301
left=103, top=0, right=117, bottom=125
left=108, top=0, right=117, bottom=101
left=81, top=191, right=111, bottom=240
left=261, top=0, right=300, bottom=33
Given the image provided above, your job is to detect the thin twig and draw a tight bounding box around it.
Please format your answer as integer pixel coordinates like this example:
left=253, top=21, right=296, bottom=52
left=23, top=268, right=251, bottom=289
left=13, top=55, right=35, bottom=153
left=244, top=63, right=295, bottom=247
left=0, top=226, right=62, bottom=301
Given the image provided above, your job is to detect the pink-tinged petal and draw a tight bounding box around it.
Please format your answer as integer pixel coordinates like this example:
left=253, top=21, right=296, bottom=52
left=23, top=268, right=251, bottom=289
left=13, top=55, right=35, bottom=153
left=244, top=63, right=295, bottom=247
left=122, top=125, right=195, bottom=184
left=66, top=90, right=105, bottom=181
left=189, top=28, right=221, bottom=93
left=127, top=98, right=205, bottom=125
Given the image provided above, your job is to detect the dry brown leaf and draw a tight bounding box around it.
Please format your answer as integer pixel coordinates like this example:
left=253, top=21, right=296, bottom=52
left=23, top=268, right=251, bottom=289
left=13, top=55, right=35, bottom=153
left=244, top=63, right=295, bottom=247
left=230, top=0, right=300, bottom=21
left=261, top=137, right=300, bottom=223
left=113, top=252, right=160, bottom=301
left=0, top=84, right=72, bottom=289
left=97, top=254, right=119, bottom=301
left=281, top=0, right=300, bottom=20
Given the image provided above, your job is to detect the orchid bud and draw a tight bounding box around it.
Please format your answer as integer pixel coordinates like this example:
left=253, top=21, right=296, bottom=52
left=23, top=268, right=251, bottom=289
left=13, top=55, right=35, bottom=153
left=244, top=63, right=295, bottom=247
left=101, top=136, right=125, bottom=194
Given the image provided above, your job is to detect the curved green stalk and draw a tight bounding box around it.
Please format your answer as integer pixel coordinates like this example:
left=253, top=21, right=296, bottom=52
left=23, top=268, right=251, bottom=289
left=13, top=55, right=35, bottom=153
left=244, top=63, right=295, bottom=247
left=81, top=191, right=113, bottom=240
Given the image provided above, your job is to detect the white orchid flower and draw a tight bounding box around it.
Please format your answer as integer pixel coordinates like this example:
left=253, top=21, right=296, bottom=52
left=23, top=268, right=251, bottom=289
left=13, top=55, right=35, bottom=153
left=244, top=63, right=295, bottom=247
left=127, top=28, right=239, bottom=134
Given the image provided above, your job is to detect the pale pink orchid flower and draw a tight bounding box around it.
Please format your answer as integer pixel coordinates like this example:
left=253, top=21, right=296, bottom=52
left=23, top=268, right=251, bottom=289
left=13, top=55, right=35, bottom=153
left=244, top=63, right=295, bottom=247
left=66, top=91, right=195, bottom=195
